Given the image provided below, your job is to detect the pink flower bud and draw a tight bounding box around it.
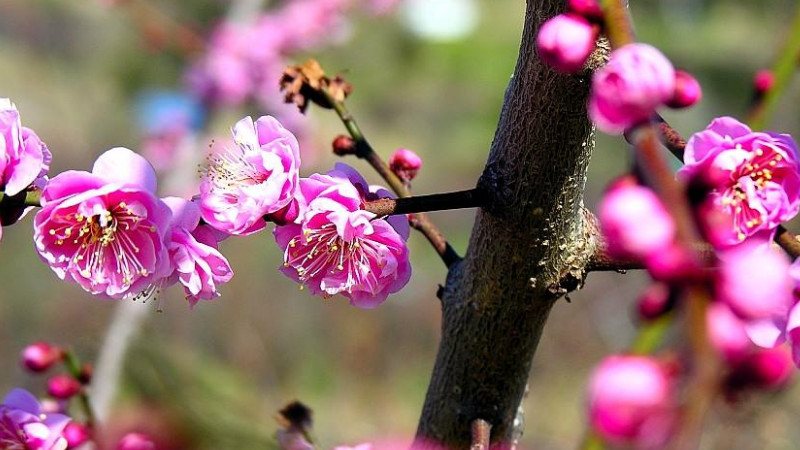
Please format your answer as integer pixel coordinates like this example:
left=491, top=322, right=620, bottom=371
left=47, top=375, right=82, bottom=400
left=589, top=43, right=675, bottom=134
left=117, top=433, right=156, bottom=450
left=588, top=356, right=674, bottom=447
left=643, top=243, right=702, bottom=284
left=717, top=244, right=793, bottom=322
left=725, top=346, right=794, bottom=397
left=753, top=69, right=774, bottom=95
left=21, top=342, right=62, bottom=373
left=536, top=13, right=598, bottom=73
left=63, top=422, right=91, bottom=449
left=332, top=134, right=357, bottom=156
left=707, top=302, right=751, bottom=364
left=598, top=180, right=676, bottom=260
left=389, top=148, right=423, bottom=182
left=567, top=0, right=604, bottom=21
left=666, top=70, right=702, bottom=109
left=636, top=283, right=673, bottom=321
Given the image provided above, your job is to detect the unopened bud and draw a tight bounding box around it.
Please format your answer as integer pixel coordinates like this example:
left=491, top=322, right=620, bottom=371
left=332, top=135, right=357, bottom=156
left=537, top=13, right=598, bottom=73
left=78, top=363, right=93, bottom=384
left=567, top=0, right=604, bottom=22
left=117, top=433, right=156, bottom=450
left=21, top=342, right=62, bottom=373
left=636, top=283, right=674, bottom=321
left=753, top=69, right=774, bottom=95
left=666, top=70, right=702, bottom=109
left=389, top=148, right=422, bottom=182
left=63, top=422, right=91, bottom=449
left=47, top=374, right=82, bottom=399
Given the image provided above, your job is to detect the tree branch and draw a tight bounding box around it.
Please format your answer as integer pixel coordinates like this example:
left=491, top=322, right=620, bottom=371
left=363, top=189, right=485, bottom=217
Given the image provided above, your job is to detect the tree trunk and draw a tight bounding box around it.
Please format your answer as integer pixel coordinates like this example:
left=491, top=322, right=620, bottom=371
left=415, top=0, right=599, bottom=447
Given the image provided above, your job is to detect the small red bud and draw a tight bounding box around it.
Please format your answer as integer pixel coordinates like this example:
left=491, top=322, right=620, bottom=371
left=666, top=70, right=702, bottom=109
left=753, top=69, right=774, bottom=95
left=389, top=148, right=423, bottom=182
left=21, top=342, right=62, bottom=373
left=63, top=422, right=91, bottom=448
left=117, top=432, right=157, bottom=450
left=78, top=363, right=94, bottom=384
left=567, top=0, right=604, bottom=22
left=332, top=135, right=356, bottom=156
left=47, top=374, right=82, bottom=399
left=636, top=283, right=674, bottom=321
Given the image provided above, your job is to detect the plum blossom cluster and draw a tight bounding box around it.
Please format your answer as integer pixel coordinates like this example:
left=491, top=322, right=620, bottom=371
left=536, top=1, right=702, bottom=134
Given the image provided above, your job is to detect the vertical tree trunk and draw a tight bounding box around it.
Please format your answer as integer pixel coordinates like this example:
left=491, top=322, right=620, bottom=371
left=415, top=0, right=600, bottom=446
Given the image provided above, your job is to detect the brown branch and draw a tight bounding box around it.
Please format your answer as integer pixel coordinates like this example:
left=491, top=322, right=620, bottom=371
left=470, top=419, right=491, bottom=450
left=363, top=189, right=485, bottom=217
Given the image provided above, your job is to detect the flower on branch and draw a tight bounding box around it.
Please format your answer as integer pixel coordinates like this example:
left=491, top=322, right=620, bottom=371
left=0, top=98, right=51, bottom=196
left=162, top=197, right=233, bottom=306
left=34, top=148, right=172, bottom=299
left=274, top=163, right=411, bottom=309
left=280, top=59, right=352, bottom=113
left=589, top=43, right=675, bottom=134
left=0, top=388, right=71, bottom=450
left=679, top=117, right=800, bottom=246
left=199, top=115, right=301, bottom=235
left=536, top=13, right=599, bottom=74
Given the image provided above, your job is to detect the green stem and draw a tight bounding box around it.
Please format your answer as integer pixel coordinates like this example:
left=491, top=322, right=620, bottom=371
left=747, top=3, right=800, bottom=130
left=0, top=189, right=42, bottom=208
left=599, top=0, right=635, bottom=48
left=62, top=349, right=96, bottom=429
left=630, top=313, right=673, bottom=355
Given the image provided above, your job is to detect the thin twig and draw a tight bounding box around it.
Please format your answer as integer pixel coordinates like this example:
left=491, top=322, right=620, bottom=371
left=363, top=189, right=484, bottom=217
left=323, top=89, right=463, bottom=267
left=62, top=349, right=96, bottom=428
left=470, top=419, right=491, bottom=450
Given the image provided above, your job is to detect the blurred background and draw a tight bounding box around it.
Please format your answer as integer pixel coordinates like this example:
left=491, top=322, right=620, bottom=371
left=1, top=0, right=800, bottom=448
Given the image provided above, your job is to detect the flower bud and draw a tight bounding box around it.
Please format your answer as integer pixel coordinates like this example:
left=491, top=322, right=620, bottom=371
left=78, top=363, right=93, bottom=385
left=588, top=356, right=674, bottom=447
left=725, top=346, right=794, bottom=398
left=666, top=70, right=702, bottom=109
left=21, top=342, right=62, bottom=373
left=636, top=283, right=674, bottom=321
left=389, top=148, right=422, bottom=182
left=753, top=69, right=774, bottom=95
left=567, top=0, right=604, bottom=21
left=117, top=432, right=156, bottom=450
left=536, top=13, right=598, bottom=73
left=717, top=244, right=793, bottom=321
left=332, top=135, right=357, bottom=156
left=63, top=422, right=91, bottom=449
left=47, top=375, right=82, bottom=399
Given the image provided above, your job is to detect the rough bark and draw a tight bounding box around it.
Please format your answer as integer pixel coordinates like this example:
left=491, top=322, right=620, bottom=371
left=415, top=1, right=599, bottom=447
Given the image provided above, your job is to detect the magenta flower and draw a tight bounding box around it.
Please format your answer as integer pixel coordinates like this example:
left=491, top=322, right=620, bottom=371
left=587, top=356, right=675, bottom=448
left=200, top=116, right=301, bottom=235
left=0, top=388, right=71, bottom=450
left=536, top=13, right=598, bottom=74
left=598, top=179, right=676, bottom=260
left=716, top=244, right=793, bottom=322
left=707, top=302, right=751, bottom=364
left=388, top=148, right=422, bottom=182
left=162, top=197, right=233, bottom=306
left=0, top=98, right=51, bottom=196
left=680, top=117, right=800, bottom=246
left=274, top=164, right=411, bottom=309
left=34, top=148, right=172, bottom=299
left=589, top=43, right=675, bottom=134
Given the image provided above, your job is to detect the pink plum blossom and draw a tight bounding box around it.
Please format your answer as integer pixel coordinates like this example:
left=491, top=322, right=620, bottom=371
left=162, top=197, right=233, bottom=306
left=200, top=115, right=301, bottom=235
left=589, top=43, right=675, bottom=134
left=388, top=148, right=422, bottom=182
left=34, top=148, right=172, bottom=299
left=274, top=164, right=411, bottom=308
left=587, top=356, right=675, bottom=448
left=679, top=117, right=800, bottom=246
left=598, top=179, right=676, bottom=261
left=0, top=98, right=52, bottom=196
left=716, top=244, right=793, bottom=322
left=537, top=13, right=598, bottom=74
left=707, top=302, right=752, bottom=364
left=0, top=388, right=71, bottom=450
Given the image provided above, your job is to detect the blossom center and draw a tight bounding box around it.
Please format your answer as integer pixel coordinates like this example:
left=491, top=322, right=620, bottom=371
left=202, top=145, right=268, bottom=193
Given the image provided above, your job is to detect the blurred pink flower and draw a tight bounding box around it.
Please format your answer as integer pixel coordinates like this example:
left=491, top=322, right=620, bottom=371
left=587, top=356, right=675, bottom=449
left=162, top=197, right=233, bottom=306
left=0, top=98, right=51, bottom=196
left=62, top=422, right=90, bottom=449
left=589, top=43, right=675, bottom=134
left=679, top=117, right=800, bottom=246
left=598, top=179, right=675, bottom=261
left=275, top=164, right=411, bottom=308
left=21, top=342, right=62, bottom=373
left=725, top=346, right=794, bottom=396
left=536, top=13, right=597, bottom=73
left=707, top=302, right=752, bottom=364
left=666, top=70, right=702, bottom=109
left=34, top=148, right=172, bottom=299
left=389, top=148, right=422, bottom=182
left=200, top=116, right=301, bottom=235
left=47, top=375, right=82, bottom=400
left=117, top=432, right=156, bottom=450
left=0, top=388, right=71, bottom=450
left=567, top=0, right=603, bottom=21
left=717, top=244, right=793, bottom=322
